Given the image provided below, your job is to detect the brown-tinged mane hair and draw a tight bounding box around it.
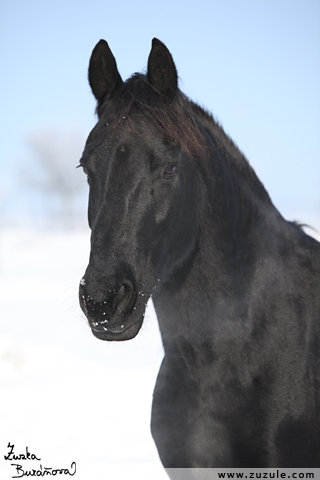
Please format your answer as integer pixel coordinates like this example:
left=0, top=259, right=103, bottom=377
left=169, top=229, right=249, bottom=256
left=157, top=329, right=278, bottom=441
left=97, top=73, right=208, bottom=158
left=92, top=74, right=269, bottom=203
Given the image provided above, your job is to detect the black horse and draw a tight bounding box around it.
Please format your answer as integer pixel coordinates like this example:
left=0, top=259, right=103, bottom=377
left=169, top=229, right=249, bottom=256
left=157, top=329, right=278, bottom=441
left=79, top=38, right=320, bottom=468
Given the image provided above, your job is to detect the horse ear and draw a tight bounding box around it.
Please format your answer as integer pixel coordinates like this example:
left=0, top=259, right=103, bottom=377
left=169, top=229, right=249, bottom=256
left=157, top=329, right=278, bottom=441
left=147, top=38, right=178, bottom=101
left=88, top=40, right=123, bottom=106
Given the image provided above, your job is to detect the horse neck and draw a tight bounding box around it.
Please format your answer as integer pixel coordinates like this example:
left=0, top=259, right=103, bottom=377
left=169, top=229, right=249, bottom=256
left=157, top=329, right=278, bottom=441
left=153, top=120, right=283, bottom=351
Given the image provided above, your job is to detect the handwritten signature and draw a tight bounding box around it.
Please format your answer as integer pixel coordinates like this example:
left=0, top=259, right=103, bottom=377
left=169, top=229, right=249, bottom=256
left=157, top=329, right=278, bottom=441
left=4, top=443, right=76, bottom=478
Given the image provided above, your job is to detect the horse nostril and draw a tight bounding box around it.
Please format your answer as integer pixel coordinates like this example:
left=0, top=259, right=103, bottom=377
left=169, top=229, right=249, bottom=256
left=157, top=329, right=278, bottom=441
left=112, top=282, right=135, bottom=314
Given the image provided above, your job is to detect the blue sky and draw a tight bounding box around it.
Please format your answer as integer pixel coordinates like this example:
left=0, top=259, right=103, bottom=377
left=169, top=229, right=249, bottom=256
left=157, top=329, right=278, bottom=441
left=1, top=0, right=319, bottom=225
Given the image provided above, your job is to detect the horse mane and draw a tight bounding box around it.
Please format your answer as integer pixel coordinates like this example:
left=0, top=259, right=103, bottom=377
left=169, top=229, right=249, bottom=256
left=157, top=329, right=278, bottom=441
left=189, top=100, right=273, bottom=204
left=101, top=75, right=249, bottom=162
left=98, top=74, right=206, bottom=158
left=98, top=73, right=272, bottom=205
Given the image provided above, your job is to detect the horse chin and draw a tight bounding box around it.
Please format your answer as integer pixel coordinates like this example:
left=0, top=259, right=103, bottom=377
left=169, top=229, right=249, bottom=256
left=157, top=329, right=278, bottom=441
left=90, top=316, right=144, bottom=341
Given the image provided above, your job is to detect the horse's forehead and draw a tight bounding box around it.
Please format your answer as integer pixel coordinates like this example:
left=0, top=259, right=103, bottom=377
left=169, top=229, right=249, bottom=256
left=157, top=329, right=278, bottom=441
left=82, top=125, right=156, bottom=176
left=85, top=120, right=117, bottom=147
left=85, top=118, right=165, bottom=159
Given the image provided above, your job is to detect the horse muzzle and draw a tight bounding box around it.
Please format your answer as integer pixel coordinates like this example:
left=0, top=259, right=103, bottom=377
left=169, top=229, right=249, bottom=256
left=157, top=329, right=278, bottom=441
left=79, top=277, right=149, bottom=341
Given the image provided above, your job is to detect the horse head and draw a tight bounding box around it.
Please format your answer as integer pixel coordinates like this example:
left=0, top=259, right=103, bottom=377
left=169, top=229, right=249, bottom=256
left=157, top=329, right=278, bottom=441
left=79, top=39, right=206, bottom=341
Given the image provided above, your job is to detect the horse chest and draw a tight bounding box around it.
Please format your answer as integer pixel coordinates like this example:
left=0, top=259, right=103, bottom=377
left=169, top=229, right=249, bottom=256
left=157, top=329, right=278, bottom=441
left=151, top=349, right=266, bottom=467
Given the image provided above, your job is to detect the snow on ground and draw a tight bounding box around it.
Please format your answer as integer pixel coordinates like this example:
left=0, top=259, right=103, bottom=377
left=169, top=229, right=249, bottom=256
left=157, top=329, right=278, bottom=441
left=0, top=227, right=167, bottom=479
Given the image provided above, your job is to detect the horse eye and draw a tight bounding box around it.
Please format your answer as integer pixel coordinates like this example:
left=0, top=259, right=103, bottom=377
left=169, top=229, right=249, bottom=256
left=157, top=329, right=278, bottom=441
left=162, top=165, right=177, bottom=178
left=77, top=163, right=89, bottom=176
left=78, top=164, right=91, bottom=184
